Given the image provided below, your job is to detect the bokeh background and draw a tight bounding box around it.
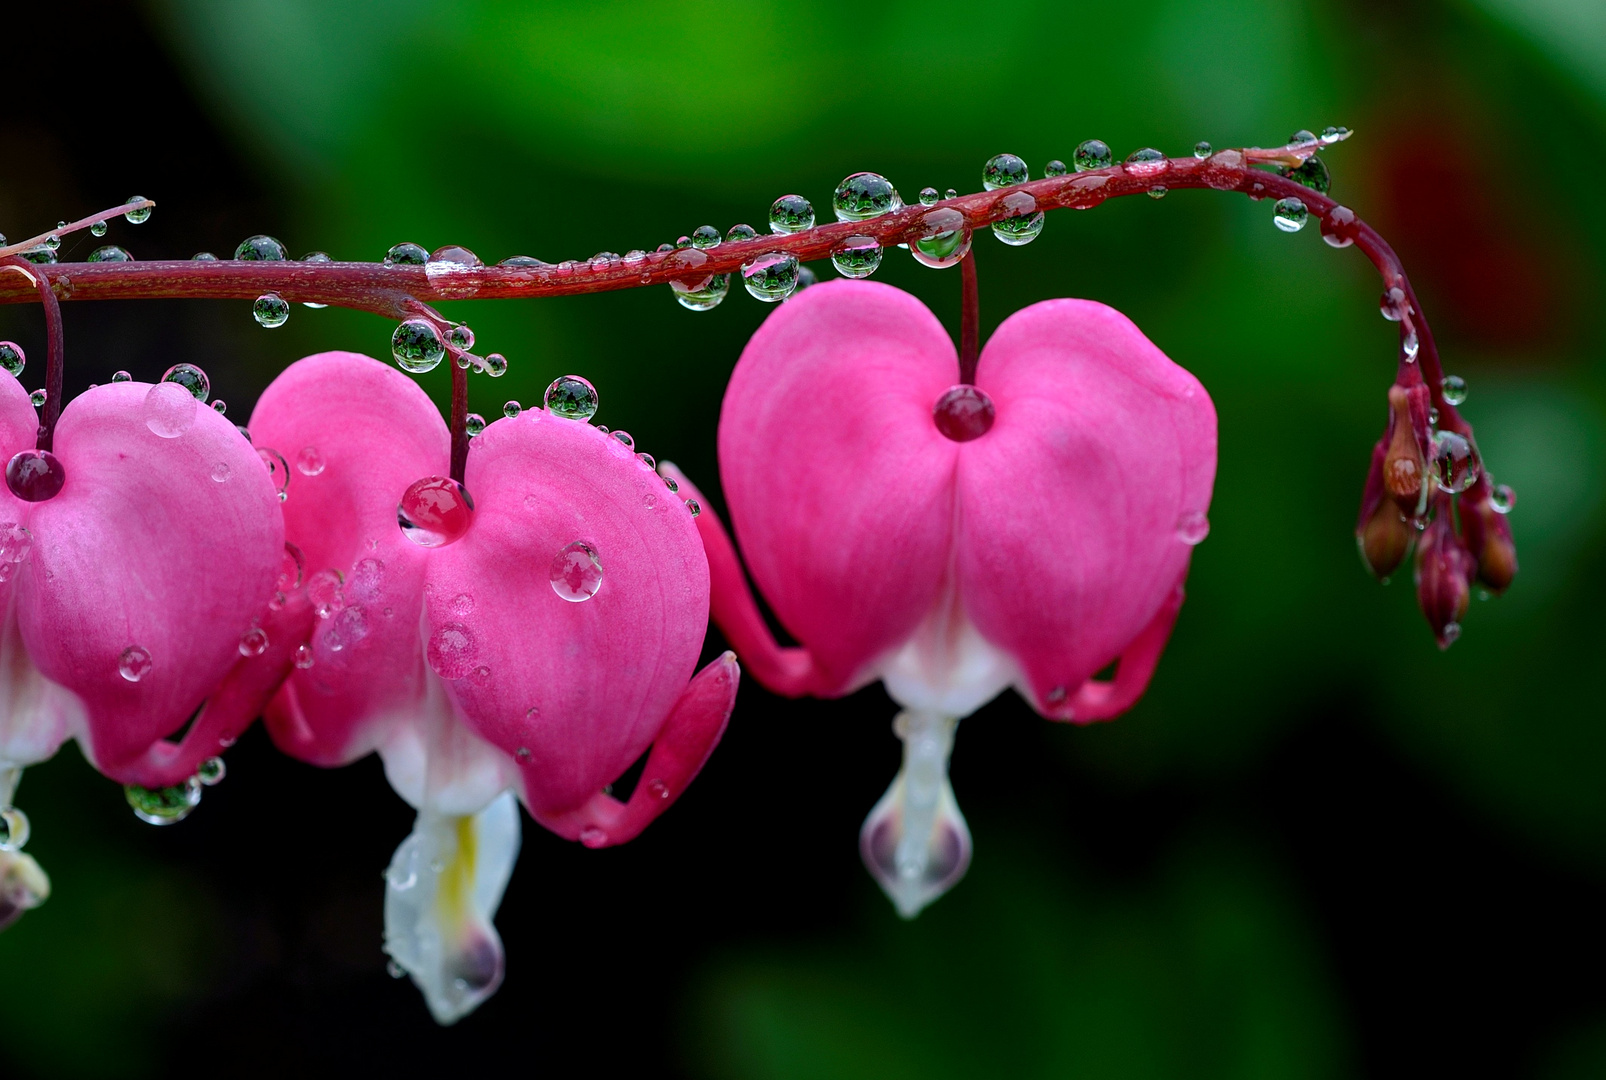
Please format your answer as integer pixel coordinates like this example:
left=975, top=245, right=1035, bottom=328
left=2, top=1, right=1604, bottom=1076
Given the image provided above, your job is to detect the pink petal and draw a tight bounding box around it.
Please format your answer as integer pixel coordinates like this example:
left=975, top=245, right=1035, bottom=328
left=717, top=280, right=960, bottom=695
left=958, top=299, right=1216, bottom=712
left=17, top=383, right=284, bottom=778
left=431, top=409, right=711, bottom=819
left=250, top=351, right=448, bottom=766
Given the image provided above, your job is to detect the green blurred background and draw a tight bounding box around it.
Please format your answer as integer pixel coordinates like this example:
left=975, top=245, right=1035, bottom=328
left=2, top=0, right=1604, bottom=1076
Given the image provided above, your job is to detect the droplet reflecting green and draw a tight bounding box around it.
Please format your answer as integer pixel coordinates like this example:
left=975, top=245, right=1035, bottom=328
left=1073, top=140, right=1112, bottom=172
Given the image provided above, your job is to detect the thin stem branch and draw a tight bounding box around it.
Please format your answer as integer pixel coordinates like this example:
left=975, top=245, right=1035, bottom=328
left=958, top=252, right=979, bottom=385
left=0, top=259, right=63, bottom=451
left=0, top=199, right=155, bottom=260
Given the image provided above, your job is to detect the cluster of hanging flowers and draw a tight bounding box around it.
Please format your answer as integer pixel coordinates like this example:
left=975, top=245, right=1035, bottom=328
left=0, top=128, right=1516, bottom=1021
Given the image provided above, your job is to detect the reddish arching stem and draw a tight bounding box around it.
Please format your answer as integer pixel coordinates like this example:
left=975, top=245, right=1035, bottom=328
left=958, top=252, right=979, bottom=384
left=0, top=135, right=1464, bottom=452
left=0, top=258, right=64, bottom=451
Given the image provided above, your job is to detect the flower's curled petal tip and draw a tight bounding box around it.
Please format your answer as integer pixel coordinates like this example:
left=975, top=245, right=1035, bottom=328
left=959, top=299, right=1216, bottom=702
left=117, top=588, right=317, bottom=789
left=385, top=791, right=520, bottom=1026
left=0, top=847, right=51, bottom=932
left=17, top=383, right=284, bottom=779
left=434, top=413, right=710, bottom=819
left=660, top=462, right=821, bottom=697
left=251, top=352, right=447, bottom=767
left=859, top=711, right=971, bottom=918
left=718, top=281, right=962, bottom=694
left=1038, top=576, right=1188, bottom=725
left=534, top=651, right=739, bottom=848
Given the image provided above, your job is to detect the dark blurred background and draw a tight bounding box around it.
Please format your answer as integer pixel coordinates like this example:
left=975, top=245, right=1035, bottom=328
left=2, top=1, right=1604, bottom=1076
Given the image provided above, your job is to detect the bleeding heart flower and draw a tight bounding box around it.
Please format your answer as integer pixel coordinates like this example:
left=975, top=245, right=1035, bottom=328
left=0, top=369, right=287, bottom=792
left=249, top=351, right=738, bottom=1023
left=675, top=280, right=1216, bottom=916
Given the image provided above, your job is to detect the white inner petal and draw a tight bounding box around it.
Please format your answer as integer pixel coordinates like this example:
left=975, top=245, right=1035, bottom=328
left=877, top=585, right=1018, bottom=720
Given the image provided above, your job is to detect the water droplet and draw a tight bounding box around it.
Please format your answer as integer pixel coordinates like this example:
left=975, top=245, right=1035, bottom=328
left=636, top=451, right=656, bottom=471
left=1289, top=129, right=1318, bottom=148
left=769, top=194, right=815, bottom=234
left=193, top=252, right=218, bottom=261
left=119, top=644, right=153, bottom=682
left=211, top=461, right=231, bottom=482
left=258, top=447, right=289, bottom=499
left=325, top=604, right=370, bottom=652
left=384, top=242, right=429, bottom=266
left=1320, top=205, right=1356, bottom=248
left=1272, top=197, right=1308, bottom=232
left=0, top=805, right=30, bottom=851
left=544, top=375, right=599, bottom=420
left=982, top=153, right=1028, bottom=190
left=276, top=543, right=305, bottom=596
left=1192, top=140, right=1212, bottom=158
left=1441, top=375, right=1467, bottom=406
left=932, top=385, right=996, bottom=441
left=549, top=541, right=603, bottom=602
left=239, top=627, right=268, bottom=657
left=685, top=498, right=702, bottom=517
left=1402, top=327, right=1420, bottom=363
left=391, top=319, right=446, bottom=373
left=90, top=220, right=108, bottom=238
left=446, top=324, right=475, bottom=353
left=1044, top=159, right=1068, bottom=177
left=661, top=474, right=679, bottom=493
left=429, top=244, right=481, bottom=267
left=741, top=252, right=800, bottom=301
left=0, top=524, right=31, bottom=566
left=589, top=252, right=619, bottom=268
left=1176, top=511, right=1210, bottom=545
left=195, top=757, right=226, bottom=787
left=501, top=255, right=551, bottom=268
left=643, top=491, right=658, bottom=509
left=294, top=642, right=315, bottom=668
left=253, top=293, right=290, bottom=328
left=1279, top=154, right=1330, bottom=194
left=918, top=187, right=940, bottom=206
left=1148, top=185, right=1169, bottom=200
left=398, top=476, right=475, bottom=548
left=579, top=826, right=607, bottom=848
left=611, top=430, right=634, bottom=449
left=1433, top=431, right=1481, bottom=494
left=833, top=172, right=899, bottom=222
left=125, top=778, right=201, bottom=825
left=162, top=363, right=211, bottom=403
left=911, top=208, right=972, bottom=268
left=1073, top=140, right=1112, bottom=172
left=689, top=225, right=722, bottom=250
left=234, top=235, right=287, bottom=261
left=0, top=342, right=23, bottom=377
left=989, top=192, right=1043, bottom=247
left=832, top=235, right=882, bottom=279
left=20, top=246, right=56, bottom=265
left=307, top=569, right=345, bottom=618
left=298, top=253, right=333, bottom=307
left=482, top=352, right=508, bottom=378
left=646, top=779, right=670, bottom=801
left=347, top=557, right=384, bottom=604
left=111, top=370, right=132, bottom=382
left=123, top=196, right=152, bottom=224
left=143, top=381, right=197, bottom=438
left=1123, top=147, right=1168, bottom=177
left=212, top=400, right=228, bottom=415
left=28, top=389, right=45, bottom=409
left=462, top=413, right=486, bottom=438
left=503, top=400, right=522, bottom=419
left=1380, top=286, right=1408, bottom=322
left=670, top=272, right=730, bottom=312
left=5, top=450, right=64, bottom=503
left=1320, top=125, right=1350, bottom=143
left=1491, top=483, right=1515, bottom=514
left=427, top=622, right=478, bottom=679
left=88, top=245, right=132, bottom=262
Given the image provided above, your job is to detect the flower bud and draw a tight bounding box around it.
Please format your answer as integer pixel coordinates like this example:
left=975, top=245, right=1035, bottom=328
left=1413, top=508, right=1475, bottom=649
left=1355, top=437, right=1411, bottom=579
left=1459, top=486, right=1518, bottom=593
left=1382, top=383, right=1432, bottom=514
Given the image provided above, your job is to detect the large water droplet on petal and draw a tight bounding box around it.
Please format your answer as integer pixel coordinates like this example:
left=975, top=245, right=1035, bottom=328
left=5, top=450, right=65, bottom=502
left=427, top=622, right=479, bottom=679
left=544, top=375, right=599, bottom=420
left=239, top=627, right=269, bottom=657
left=933, top=386, right=995, bottom=442
left=1176, top=510, right=1210, bottom=545
left=118, top=645, right=153, bottom=682
left=144, top=381, right=197, bottom=438
left=257, top=447, right=290, bottom=500
left=125, top=777, right=201, bottom=825
left=0, top=341, right=23, bottom=378
left=296, top=446, right=325, bottom=476
left=398, top=476, right=475, bottom=548
left=549, top=541, right=603, bottom=602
